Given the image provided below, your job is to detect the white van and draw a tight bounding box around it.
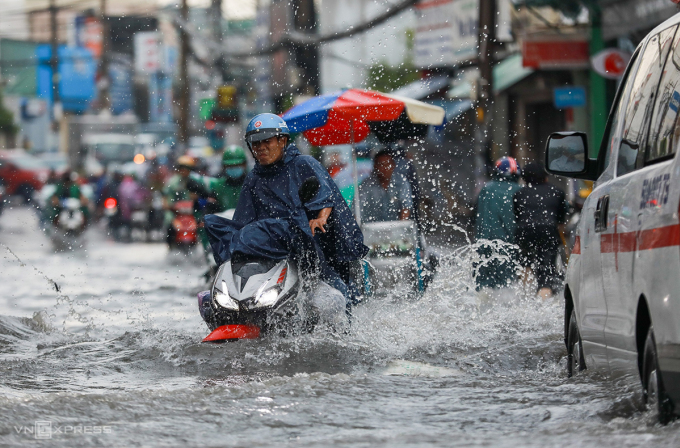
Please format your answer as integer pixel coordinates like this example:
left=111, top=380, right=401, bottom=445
left=546, top=12, right=680, bottom=423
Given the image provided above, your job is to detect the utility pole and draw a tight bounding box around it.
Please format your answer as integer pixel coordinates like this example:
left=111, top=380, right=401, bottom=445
left=475, top=0, right=496, bottom=185
left=588, top=4, right=607, bottom=159
left=49, top=0, right=59, bottom=111
left=100, top=0, right=110, bottom=112
left=211, top=0, right=222, bottom=45
left=178, top=0, right=190, bottom=146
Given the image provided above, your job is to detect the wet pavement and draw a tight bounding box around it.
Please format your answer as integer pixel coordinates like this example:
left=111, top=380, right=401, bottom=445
left=1, top=204, right=679, bottom=447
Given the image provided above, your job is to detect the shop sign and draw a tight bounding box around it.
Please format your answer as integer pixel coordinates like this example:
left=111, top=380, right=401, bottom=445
left=134, top=32, right=160, bottom=75
left=75, top=16, right=103, bottom=58
left=553, top=86, right=586, bottom=109
left=522, top=37, right=589, bottom=69
left=591, top=49, right=631, bottom=79
left=212, top=85, right=239, bottom=123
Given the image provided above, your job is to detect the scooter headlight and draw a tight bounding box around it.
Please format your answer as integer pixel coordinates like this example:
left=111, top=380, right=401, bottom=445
left=255, top=288, right=280, bottom=307
left=215, top=291, right=239, bottom=311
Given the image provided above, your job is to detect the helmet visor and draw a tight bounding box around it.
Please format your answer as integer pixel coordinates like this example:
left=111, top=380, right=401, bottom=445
left=245, top=129, right=285, bottom=146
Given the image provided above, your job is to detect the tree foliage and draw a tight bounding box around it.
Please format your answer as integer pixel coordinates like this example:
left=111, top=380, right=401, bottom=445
left=365, top=29, right=420, bottom=92
left=366, top=61, right=421, bottom=93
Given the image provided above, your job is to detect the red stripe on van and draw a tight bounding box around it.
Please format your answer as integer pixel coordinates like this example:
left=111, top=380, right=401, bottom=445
left=637, top=224, right=680, bottom=250
left=572, top=236, right=581, bottom=254
left=598, top=224, right=680, bottom=253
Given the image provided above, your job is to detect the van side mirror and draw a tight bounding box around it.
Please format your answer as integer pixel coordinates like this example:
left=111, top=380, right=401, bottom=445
left=545, top=131, right=598, bottom=181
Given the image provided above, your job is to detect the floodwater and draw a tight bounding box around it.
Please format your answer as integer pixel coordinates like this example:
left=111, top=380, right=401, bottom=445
left=0, top=205, right=679, bottom=447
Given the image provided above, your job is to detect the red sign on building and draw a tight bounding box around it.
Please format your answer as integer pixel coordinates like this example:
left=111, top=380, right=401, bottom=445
left=522, top=36, right=590, bottom=70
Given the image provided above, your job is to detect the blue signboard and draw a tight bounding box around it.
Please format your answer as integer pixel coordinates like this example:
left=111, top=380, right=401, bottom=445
left=109, top=59, right=133, bottom=115
left=553, top=86, right=587, bottom=109
left=36, top=45, right=96, bottom=114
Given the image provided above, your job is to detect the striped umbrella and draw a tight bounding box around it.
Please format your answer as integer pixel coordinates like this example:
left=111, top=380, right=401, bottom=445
left=281, top=88, right=445, bottom=146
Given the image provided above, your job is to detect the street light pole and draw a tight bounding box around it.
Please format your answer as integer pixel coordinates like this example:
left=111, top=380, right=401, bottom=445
left=178, top=0, right=191, bottom=147
left=100, top=0, right=110, bottom=112
left=49, top=0, right=59, bottom=108
left=475, top=0, right=496, bottom=185
left=211, top=0, right=222, bottom=45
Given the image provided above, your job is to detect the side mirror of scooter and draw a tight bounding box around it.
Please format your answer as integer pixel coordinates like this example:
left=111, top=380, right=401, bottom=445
left=298, top=177, right=320, bottom=204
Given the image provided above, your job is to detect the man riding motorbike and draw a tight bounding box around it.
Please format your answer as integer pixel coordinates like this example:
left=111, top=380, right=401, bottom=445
left=187, top=146, right=248, bottom=267
left=209, top=145, right=247, bottom=211
left=46, top=171, right=90, bottom=225
left=203, top=113, right=369, bottom=308
left=163, top=155, right=197, bottom=245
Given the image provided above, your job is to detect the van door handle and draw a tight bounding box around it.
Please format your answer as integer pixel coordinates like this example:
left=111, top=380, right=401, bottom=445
left=595, top=195, right=609, bottom=233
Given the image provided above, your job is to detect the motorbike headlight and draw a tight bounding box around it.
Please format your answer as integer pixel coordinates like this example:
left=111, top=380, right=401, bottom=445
left=214, top=292, right=239, bottom=311
left=256, top=288, right=280, bottom=307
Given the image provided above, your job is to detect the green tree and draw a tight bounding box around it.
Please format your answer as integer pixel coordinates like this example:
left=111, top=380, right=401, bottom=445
left=365, top=29, right=420, bottom=92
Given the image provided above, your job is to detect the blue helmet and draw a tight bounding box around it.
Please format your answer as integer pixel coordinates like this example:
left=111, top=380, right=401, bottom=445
left=245, top=113, right=290, bottom=149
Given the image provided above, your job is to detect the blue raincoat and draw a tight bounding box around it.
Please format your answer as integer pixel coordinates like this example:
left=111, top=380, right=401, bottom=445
left=204, top=145, right=368, bottom=278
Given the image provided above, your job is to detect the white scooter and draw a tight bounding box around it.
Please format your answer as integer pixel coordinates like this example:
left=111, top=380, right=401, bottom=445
left=199, top=177, right=368, bottom=342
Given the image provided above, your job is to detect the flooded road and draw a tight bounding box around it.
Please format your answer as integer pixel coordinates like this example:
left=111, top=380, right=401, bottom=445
left=1, top=205, right=679, bottom=447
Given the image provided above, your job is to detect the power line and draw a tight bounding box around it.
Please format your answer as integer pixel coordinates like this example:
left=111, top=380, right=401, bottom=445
left=172, top=0, right=418, bottom=64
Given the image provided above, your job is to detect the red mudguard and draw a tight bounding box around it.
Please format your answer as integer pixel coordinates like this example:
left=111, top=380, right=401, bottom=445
left=202, top=325, right=261, bottom=342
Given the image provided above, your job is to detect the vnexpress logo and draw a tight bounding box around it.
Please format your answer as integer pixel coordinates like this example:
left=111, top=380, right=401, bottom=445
left=14, top=421, right=52, bottom=439
left=35, top=421, right=52, bottom=439
left=14, top=421, right=112, bottom=438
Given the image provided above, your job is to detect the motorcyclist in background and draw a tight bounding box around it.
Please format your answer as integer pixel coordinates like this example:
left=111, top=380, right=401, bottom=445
left=190, top=145, right=248, bottom=214
left=187, top=146, right=249, bottom=267
left=163, top=155, right=197, bottom=245
left=117, top=171, right=150, bottom=241
left=46, top=171, right=90, bottom=225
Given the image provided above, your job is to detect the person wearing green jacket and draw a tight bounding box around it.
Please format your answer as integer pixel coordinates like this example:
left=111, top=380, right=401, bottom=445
left=46, top=171, right=90, bottom=224
left=189, top=146, right=248, bottom=263
left=203, top=145, right=247, bottom=211
left=474, top=157, right=522, bottom=290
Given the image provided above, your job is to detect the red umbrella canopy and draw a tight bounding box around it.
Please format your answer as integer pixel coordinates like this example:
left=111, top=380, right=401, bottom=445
left=331, top=89, right=404, bottom=121
left=282, top=89, right=410, bottom=146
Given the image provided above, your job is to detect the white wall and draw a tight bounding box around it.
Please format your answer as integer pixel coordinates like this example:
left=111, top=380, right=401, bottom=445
left=0, top=0, right=29, bottom=40
left=318, top=0, right=416, bottom=93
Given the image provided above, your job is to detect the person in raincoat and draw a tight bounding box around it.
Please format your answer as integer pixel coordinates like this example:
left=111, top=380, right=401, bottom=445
left=189, top=145, right=248, bottom=214
left=359, top=149, right=413, bottom=223
left=163, top=155, right=197, bottom=245
left=513, top=162, right=569, bottom=300
left=204, top=114, right=368, bottom=304
left=46, top=171, right=90, bottom=224
left=187, top=146, right=249, bottom=264
left=474, top=156, right=522, bottom=290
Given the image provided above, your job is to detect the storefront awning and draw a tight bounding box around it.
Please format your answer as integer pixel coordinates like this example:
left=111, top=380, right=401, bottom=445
left=390, top=75, right=451, bottom=100
left=447, top=54, right=534, bottom=99
left=426, top=99, right=473, bottom=123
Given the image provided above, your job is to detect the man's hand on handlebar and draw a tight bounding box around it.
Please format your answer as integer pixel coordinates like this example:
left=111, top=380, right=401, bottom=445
left=309, top=207, right=332, bottom=236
